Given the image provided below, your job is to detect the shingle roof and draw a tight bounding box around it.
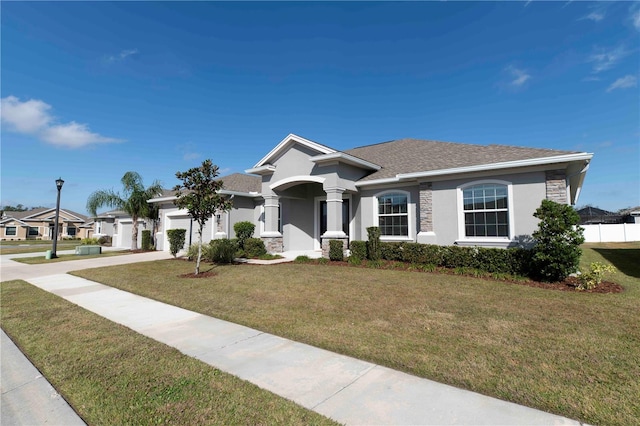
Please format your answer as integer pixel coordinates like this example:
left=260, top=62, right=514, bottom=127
left=220, top=173, right=261, bottom=193
left=156, top=173, right=261, bottom=199
left=345, top=138, right=582, bottom=182
left=6, top=208, right=88, bottom=221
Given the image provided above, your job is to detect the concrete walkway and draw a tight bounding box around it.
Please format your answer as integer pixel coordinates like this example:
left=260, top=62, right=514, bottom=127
left=1, top=252, right=585, bottom=425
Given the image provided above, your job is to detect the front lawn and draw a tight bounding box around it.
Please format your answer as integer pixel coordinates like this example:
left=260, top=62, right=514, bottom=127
left=13, top=250, right=132, bottom=264
left=0, top=280, right=335, bottom=425
left=68, top=244, right=640, bottom=426
left=0, top=240, right=83, bottom=255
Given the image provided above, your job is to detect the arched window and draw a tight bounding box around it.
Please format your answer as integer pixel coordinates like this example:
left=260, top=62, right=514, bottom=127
left=462, top=183, right=509, bottom=237
left=377, top=192, right=409, bottom=237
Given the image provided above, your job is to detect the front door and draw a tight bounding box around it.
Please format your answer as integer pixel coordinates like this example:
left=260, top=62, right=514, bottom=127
left=319, top=199, right=350, bottom=238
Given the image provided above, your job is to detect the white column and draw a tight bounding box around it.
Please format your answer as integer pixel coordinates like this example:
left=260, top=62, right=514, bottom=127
left=322, top=187, right=346, bottom=239
left=262, top=194, right=281, bottom=237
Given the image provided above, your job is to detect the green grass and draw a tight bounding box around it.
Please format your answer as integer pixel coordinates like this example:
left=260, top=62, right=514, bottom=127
left=68, top=244, right=640, bottom=426
left=13, top=250, right=132, bottom=264
left=0, top=280, right=335, bottom=425
left=0, top=240, right=83, bottom=255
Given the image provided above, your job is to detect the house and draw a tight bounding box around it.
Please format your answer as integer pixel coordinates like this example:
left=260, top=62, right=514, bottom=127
left=576, top=206, right=621, bottom=225
left=150, top=133, right=593, bottom=256
left=91, top=209, right=157, bottom=248
left=0, top=208, right=93, bottom=241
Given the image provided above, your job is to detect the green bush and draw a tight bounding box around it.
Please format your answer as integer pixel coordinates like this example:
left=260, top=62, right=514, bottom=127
left=400, top=243, right=444, bottom=266
left=97, top=235, right=112, bottom=246
left=81, top=237, right=100, bottom=245
left=366, top=227, right=381, bottom=260
left=442, top=246, right=478, bottom=269
left=532, top=200, right=584, bottom=282
left=187, top=243, right=213, bottom=262
left=167, top=229, right=186, bottom=258
left=208, top=238, right=238, bottom=264
left=294, top=255, right=312, bottom=263
left=577, top=262, right=616, bottom=291
left=380, top=242, right=404, bottom=261
left=244, top=238, right=267, bottom=258
left=233, top=221, right=255, bottom=249
left=141, top=230, right=153, bottom=251
left=329, top=240, right=344, bottom=261
left=349, top=241, right=367, bottom=262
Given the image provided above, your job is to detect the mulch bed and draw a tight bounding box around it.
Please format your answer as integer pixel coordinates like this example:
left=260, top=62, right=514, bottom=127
left=178, top=271, right=218, bottom=278
left=303, top=259, right=624, bottom=294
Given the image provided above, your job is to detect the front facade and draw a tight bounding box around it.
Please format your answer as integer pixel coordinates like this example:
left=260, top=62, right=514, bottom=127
left=0, top=208, right=92, bottom=241
left=151, top=134, right=593, bottom=255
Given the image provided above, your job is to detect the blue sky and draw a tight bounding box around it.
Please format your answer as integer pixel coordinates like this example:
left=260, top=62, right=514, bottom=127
left=1, top=1, right=638, bottom=215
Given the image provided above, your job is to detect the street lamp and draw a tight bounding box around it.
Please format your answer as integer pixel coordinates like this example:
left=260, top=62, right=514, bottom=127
left=51, top=177, right=64, bottom=258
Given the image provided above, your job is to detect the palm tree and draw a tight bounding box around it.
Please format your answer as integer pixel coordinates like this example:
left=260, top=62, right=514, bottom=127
left=87, top=172, right=163, bottom=250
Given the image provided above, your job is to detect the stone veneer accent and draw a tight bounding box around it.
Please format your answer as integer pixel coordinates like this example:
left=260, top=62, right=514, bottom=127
left=321, top=237, right=348, bottom=258
left=419, top=182, right=433, bottom=232
left=262, top=236, right=283, bottom=253
left=545, top=170, right=568, bottom=204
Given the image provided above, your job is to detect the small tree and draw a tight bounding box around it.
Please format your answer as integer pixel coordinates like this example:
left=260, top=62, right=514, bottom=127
left=366, top=226, right=381, bottom=260
left=174, top=160, right=232, bottom=274
left=532, top=199, right=585, bottom=282
left=234, top=221, right=255, bottom=249
left=167, top=229, right=186, bottom=258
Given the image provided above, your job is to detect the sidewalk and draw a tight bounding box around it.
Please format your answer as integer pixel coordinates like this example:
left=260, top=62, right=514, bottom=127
left=2, top=252, right=585, bottom=425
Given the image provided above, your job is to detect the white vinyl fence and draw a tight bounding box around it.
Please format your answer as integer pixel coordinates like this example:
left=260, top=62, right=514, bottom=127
left=582, top=223, right=640, bottom=243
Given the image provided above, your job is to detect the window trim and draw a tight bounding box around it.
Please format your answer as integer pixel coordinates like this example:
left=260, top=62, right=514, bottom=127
left=5, top=226, right=17, bottom=236
left=456, top=180, right=514, bottom=243
left=373, top=190, right=414, bottom=241
left=28, top=226, right=39, bottom=236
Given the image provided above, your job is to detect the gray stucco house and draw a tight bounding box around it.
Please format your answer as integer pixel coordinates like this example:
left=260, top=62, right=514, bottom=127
left=150, top=133, right=592, bottom=256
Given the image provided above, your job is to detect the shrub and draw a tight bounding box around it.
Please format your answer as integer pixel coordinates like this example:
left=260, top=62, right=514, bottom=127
left=187, top=243, right=212, bottom=262
left=400, top=243, right=444, bottom=266
left=442, top=246, right=478, bottom=269
left=349, top=241, right=367, bottom=262
left=329, top=240, right=344, bottom=261
left=208, top=239, right=238, bottom=264
left=380, top=242, right=404, bottom=261
left=233, top=221, right=255, bottom=249
left=81, top=237, right=100, bottom=245
left=141, top=230, right=153, bottom=251
left=98, top=235, right=112, bottom=246
left=244, top=238, right=267, bottom=258
left=532, top=200, right=584, bottom=282
left=577, top=262, right=616, bottom=291
left=366, top=227, right=381, bottom=260
left=167, top=229, right=186, bottom=258
left=294, top=255, right=312, bottom=263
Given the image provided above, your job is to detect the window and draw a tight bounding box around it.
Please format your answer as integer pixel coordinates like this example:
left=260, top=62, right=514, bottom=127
left=378, top=193, right=408, bottom=237
left=5, top=226, right=16, bottom=236
left=67, top=226, right=77, bottom=237
left=462, top=183, right=509, bottom=237
left=28, top=227, right=39, bottom=236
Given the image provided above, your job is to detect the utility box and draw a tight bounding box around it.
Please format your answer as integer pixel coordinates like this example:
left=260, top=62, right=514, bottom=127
left=75, top=245, right=102, bottom=255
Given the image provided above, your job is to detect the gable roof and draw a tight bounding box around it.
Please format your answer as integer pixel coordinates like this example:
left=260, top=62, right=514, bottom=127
left=148, top=173, right=262, bottom=203
left=251, top=133, right=336, bottom=170
left=5, top=208, right=88, bottom=222
left=345, top=138, right=588, bottom=182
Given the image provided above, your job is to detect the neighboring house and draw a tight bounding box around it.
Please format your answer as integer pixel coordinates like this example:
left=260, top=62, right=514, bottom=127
left=0, top=208, right=92, bottom=241
left=150, top=133, right=593, bottom=256
left=618, top=206, right=640, bottom=224
left=92, top=209, right=149, bottom=248
left=576, top=206, right=623, bottom=225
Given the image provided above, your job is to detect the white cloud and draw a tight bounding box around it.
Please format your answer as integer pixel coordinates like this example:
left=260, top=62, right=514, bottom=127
left=631, top=5, right=640, bottom=31
left=0, top=96, right=121, bottom=148
left=505, top=65, right=531, bottom=87
left=589, top=45, right=628, bottom=73
left=581, top=12, right=604, bottom=22
left=1, top=96, right=52, bottom=133
left=105, top=48, right=139, bottom=63
left=606, top=75, right=638, bottom=92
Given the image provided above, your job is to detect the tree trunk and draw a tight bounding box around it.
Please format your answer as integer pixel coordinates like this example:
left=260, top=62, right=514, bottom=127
left=195, top=227, right=203, bottom=275
left=131, top=215, right=139, bottom=251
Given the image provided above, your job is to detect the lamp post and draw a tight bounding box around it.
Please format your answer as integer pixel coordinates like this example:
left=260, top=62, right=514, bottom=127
left=51, top=177, right=64, bottom=258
